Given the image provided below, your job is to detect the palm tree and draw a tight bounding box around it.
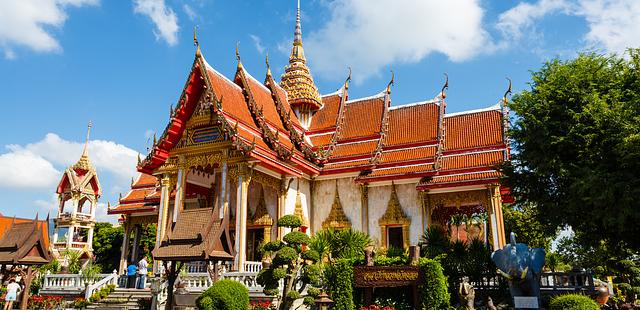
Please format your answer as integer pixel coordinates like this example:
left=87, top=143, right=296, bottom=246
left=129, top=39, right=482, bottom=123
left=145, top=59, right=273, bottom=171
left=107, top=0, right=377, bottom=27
left=309, top=229, right=371, bottom=263
left=419, top=226, right=451, bottom=259
left=450, top=214, right=466, bottom=241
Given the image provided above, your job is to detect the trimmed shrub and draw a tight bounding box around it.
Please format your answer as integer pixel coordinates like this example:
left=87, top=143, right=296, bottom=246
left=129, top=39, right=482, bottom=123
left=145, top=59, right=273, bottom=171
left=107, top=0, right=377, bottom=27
left=325, top=259, right=354, bottom=310
left=273, top=246, right=298, bottom=265
left=196, top=279, right=249, bottom=310
left=283, top=231, right=310, bottom=245
left=277, top=215, right=302, bottom=228
left=549, top=294, right=599, bottom=310
left=418, top=258, right=450, bottom=310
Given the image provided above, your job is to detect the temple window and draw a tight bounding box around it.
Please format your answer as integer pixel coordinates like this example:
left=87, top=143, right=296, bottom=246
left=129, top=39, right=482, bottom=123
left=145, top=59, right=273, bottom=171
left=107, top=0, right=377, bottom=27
left=378, top=183, right=410, bottom=249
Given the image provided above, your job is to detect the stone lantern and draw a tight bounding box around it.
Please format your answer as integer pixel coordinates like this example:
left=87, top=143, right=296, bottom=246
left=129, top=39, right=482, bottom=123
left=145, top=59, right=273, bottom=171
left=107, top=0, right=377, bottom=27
left=314, top=291, right=334, bottom=310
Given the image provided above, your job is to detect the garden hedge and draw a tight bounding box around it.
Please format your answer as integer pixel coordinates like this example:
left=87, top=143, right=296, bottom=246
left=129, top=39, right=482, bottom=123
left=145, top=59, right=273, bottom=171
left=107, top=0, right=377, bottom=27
left=549, top=294, right=599, bottom=310
left=325, top=259, right=355, bottom=310
left=196, top=279, right=249, bottom=310
left=418, top=258, right=450, bottom=310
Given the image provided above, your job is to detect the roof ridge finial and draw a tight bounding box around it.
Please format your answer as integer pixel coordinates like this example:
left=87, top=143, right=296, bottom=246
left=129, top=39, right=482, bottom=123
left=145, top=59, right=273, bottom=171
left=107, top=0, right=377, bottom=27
left=294, top=0, right=302, bottom=46
left=82, top=120, right=92, bottom=157
left=440, top=73, right=449, bottom=99
left=236, top=42, right=243, bottom=68
left=344, top=67, right=352, bottom=90
left=265, top=52, right=271, bottom=77
left=194, top=25, right=201, bottom=57
left=386, top=70, right=394, bottom=94
left=503, top=77, right=512, bottom=104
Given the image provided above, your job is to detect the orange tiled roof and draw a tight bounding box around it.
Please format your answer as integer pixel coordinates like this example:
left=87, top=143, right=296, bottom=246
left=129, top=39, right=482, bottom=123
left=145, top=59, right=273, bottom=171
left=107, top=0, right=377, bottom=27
left=244, top=72, right=286, bottom=132
left=379, top=146, right=437, bottom=164
left=422, top=170, right=502, bottom=186
left=309, top=94, right=342, bottom=132
left=206, top=67, right=256, bottom=128
left=444, top=109, right=503, bottom=150
left=331, top=140, right=378, bottom=158
left=323, top=159, right=371, bottom=170
left=365, top=163, right=435, bottom=178
left=385, top=103, right=439, bottom=146
left=339, top=98, right=384, bottom=140
left=273, top=83, right=303, bottom=129
left=441, top=150, right=504, bottom=171
left=309, top=133, right=333, bottom=147
left=134, top=173, right=157, bottom=188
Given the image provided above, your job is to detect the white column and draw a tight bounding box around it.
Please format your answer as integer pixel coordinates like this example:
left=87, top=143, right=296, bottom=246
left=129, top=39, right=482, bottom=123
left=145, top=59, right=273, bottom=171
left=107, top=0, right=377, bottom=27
left=90, top=199, right=96, bottom=219
left=119, top=221, right=131, bottom=274
left=130, top=225, right=141, bottom=262
left=173, top=166, right=186, bottom=223
left=66, top=226, right=75, bottom=249
left=87, top=226, right=94, bottom=250
left=234, top=169, right=249, bottom=272
left=153, top=175, right=171, bottom=274
left=53, top=228, right=59, bottom=244
left=219, top=162, right=227, bottom=219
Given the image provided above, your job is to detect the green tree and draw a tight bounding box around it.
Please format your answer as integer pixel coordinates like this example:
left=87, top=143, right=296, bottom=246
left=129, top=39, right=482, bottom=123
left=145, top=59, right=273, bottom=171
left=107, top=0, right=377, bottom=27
left=504, top=50, right=640, bottom=251
left=256, top=215, right=321, bottom=310
left=309, top=228, right=371, bottom=263
left=502, top=203, right=554, bottom=250
left=92, top=222, right=124, bottom=272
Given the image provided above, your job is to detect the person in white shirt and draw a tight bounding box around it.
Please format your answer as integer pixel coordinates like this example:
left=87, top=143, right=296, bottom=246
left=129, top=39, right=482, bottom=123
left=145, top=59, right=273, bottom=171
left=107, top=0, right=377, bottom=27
left=4, top=278, right=21, bottom=310
left=136, top=256, right=148, bottom=289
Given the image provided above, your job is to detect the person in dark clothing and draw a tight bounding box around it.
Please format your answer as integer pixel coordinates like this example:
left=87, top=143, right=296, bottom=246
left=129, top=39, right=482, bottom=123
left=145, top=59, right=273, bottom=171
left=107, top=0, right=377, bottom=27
left=127, top=262, right=137, bottom=288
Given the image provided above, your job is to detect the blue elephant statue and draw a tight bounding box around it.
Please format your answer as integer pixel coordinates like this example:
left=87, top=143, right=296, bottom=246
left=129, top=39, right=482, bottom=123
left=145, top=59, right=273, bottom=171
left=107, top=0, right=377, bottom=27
left=491, top=232, right=546, bottom=301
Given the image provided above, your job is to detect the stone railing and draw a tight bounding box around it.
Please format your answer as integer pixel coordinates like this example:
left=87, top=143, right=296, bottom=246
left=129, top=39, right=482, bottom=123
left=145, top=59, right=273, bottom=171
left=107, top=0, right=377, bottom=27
left=179, top=273, right=212, bottom=292
left=221, top=272, right=263, bottom=293
left=244, top=261, right=263, bottom=273
left=85, top=271, right=118, bottom=299
left=41, top=273, right=113, bottom=295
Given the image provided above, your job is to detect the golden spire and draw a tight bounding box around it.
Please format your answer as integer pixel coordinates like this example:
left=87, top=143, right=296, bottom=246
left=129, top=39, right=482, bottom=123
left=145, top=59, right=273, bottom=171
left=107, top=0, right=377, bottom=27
left=280, top=0, right=322, bottom=111
left=73, top=121, right=94, bottom=171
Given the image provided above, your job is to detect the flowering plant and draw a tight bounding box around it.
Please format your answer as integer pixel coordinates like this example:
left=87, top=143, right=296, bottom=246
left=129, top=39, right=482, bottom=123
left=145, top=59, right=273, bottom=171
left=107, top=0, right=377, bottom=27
left=73, top=297, right=91, bottom=309
left=28, top=295, right=63, bottom=310
left=250, top=299, right=274, bottom=310
left=360, top=305, right=396, bottom=310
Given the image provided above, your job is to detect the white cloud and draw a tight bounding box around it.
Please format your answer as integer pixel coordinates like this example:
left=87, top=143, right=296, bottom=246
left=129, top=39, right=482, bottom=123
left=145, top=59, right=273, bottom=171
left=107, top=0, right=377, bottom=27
left=0, top=0, right=98, bottom=58
left=497, top=0, right=573, bottom=41
left=1, top=133, right=139, bottom=190
left=183, top=4, right=197, bottom=22
left=580, top=0, right=640, bottom=54
left=304, top=0, right=492, bottom=83
left=133, top=0, right=179, bottom=46
left=0, top=150, right=60, bottom=189
left=497, top=0, right=640, bottom=55
left=250, top=34, right=265, bottom=54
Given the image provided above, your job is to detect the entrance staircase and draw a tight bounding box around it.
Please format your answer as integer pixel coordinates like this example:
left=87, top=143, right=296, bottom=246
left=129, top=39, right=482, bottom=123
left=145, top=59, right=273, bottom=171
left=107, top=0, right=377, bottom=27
left=86, top=288, right=153, bottom=310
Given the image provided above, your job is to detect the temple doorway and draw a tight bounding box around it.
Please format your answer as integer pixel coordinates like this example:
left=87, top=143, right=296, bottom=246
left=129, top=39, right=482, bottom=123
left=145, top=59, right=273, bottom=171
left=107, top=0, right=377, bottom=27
left=246, top=228, right=264, bottom=262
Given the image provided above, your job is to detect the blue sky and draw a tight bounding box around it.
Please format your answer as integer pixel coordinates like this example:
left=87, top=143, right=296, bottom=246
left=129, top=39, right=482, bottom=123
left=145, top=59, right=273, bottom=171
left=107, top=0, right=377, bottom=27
left=0, top=0, right=638, bottom=222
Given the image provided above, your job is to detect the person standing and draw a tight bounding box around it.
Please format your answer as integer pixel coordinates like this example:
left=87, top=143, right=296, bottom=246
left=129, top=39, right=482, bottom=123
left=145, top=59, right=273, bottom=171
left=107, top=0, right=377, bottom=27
left=126, top=261, right=137, bottom=288
left=4, top=278, right=21, bottom=310
left=137, top=256, right=148, bottom=289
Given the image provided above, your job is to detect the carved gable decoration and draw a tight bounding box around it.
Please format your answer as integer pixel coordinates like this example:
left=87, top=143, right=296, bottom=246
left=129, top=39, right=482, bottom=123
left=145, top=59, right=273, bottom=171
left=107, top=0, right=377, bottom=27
left=294, top=190, right=310, bottom=228
left=249, top=187, right=273, bottom=227
left=379, top=183, right=410, bottom=226
left=322, top=181, right=351, bottom=229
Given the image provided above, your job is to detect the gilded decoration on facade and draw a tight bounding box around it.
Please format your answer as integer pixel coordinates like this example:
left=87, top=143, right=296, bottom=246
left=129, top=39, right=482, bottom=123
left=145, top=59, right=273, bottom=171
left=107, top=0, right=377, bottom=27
left=322, top=181, right=351, bottom=229
left=249, top=187, right=273, bottom=227
left=427, top=190, right=489, bottom=209
left=251, top=170, right=281, bottom=191
left=379, top=184, right=411, bottom=226
left=294, top=186, right=310, bottom=228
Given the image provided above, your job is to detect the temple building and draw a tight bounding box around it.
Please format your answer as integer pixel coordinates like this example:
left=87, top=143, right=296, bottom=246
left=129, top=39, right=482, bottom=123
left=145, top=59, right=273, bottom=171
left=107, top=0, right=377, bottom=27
left=109, top=3, right=511, bottom=274
left=52, top=123, right=101, bottom=261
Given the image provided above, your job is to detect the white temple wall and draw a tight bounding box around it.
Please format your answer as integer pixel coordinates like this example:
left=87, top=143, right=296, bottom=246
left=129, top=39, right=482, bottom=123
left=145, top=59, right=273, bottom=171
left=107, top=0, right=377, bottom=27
left=284, top=178, right=311, bottom=233
left=311, top=177, right=362, bottom=233
left=247, top=182, right=279, bottom=241
left=367, top=183, right=423, bottom=246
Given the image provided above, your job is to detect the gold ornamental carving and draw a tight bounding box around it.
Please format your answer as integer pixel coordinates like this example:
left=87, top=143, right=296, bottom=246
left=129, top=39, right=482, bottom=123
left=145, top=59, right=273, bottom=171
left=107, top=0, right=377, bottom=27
left=249, top=187, right=273, bottom=227
left=379, top=184, right=410, bottom=226
left=294, top=190, right=310, bottom=228
left=322, top=181, right=351, bottom=230
left=428, top=190, right=489, bottom=209
left=184, top=153, right=224, bottom=169
left=251, top=170, right=281, bottom=191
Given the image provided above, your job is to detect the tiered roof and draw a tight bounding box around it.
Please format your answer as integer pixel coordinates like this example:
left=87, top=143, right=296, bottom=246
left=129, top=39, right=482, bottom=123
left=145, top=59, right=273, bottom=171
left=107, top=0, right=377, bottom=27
left=0, top=214, right=51, bottom=265
left=108, top=173, right=160, bottom=215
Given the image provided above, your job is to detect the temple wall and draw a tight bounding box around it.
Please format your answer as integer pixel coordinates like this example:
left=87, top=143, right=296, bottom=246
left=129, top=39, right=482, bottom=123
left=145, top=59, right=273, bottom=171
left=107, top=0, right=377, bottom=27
left=311, top=177, right=362, bottom=233
left=284, top=178, right=311, bottom=230
left=367, top=183, right=423, bottom=246
left=247, top=182, right=278, bottom=241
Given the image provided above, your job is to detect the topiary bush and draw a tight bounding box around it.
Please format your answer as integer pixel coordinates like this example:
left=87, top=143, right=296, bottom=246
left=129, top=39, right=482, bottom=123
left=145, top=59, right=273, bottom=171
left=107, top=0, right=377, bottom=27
left=549, top=294, right=599, bottom=310
left=324, top=259, right=355, bottom=310
left=418, top=258, right=450, bottom=310
left=196, top=279, right=249, bottom=310
left=277, top=215, right=302, bottom=228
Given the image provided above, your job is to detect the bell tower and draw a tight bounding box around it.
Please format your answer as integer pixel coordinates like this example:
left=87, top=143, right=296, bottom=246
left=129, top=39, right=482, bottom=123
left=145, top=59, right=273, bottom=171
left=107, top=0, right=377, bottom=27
left=52, top=122, right=102, bottom=260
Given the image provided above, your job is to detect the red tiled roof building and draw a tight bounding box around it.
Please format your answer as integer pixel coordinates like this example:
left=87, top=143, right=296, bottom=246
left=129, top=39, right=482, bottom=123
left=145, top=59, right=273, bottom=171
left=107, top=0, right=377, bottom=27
left=109, top=2, right=511, bottom=273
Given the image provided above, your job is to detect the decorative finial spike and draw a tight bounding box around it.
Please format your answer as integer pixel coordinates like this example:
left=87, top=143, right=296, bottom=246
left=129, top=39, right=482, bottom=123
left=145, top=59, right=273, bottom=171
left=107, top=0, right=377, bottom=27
left=82, top=121, right=92, bottom=157
left=235, top=42, right=241, bottom=62
left=294, top=0, right=302, bottom=45
left=441, top=73, right=449, bottom=99
left=153, top=133, right=157, bottom=145
left=170, top=104, right=174, bottom=118
left=107, top=202, right=111, bottom=209
left=137, top=153, right=141, bottom=165
left=386, top=70, right=394, bottom=94
left=265, top=52, right=271, bottom=76
left=131, top=177, right=134, bottom=186
left=503, top=77, right=512, bottom=104
left=194, top=26, right=201, bottom=57
left=345, top=67, right=352, bottom=90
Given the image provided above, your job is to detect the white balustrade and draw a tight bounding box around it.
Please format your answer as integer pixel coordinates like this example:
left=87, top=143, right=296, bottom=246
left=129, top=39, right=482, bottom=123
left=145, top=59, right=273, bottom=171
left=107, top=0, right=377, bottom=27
left=244, top=261, right=263, bottom=273
left=85, top=271, right=118, bottom=299
left=41, top=273, right=114, bottom=295
left=178, top=273, right=212, bottom=292
left=221, top=272, right=263, bottom=293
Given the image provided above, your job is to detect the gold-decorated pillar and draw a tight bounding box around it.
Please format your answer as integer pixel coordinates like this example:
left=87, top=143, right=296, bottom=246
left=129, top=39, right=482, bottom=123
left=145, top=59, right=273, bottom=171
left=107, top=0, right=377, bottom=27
left=360, top=184, right=369, bottom=235
left=153, top=174, right=171, bottom=274
left=234, top=164, right=250, bottom=272
left=487, top=185, right=506, bottom=250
